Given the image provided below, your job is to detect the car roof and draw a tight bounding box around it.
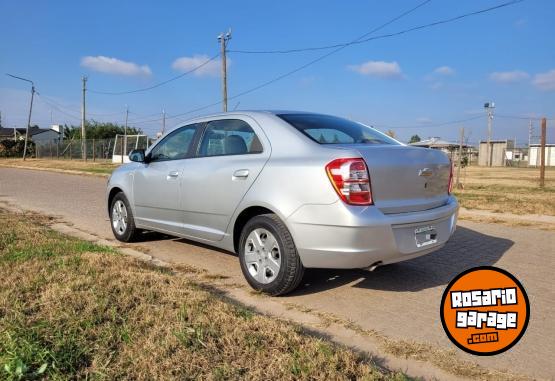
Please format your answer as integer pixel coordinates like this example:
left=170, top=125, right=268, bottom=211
left=184, top=110, right=314, bottom=119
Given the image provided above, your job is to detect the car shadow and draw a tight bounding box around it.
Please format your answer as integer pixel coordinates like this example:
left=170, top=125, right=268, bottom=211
left=134, top=230, right=236, bottom=257
left=291, top=226, right=514, bottom=296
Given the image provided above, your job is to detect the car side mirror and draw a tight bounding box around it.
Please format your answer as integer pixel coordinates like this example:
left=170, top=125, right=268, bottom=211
left=128, top=149, right=146, bottom=163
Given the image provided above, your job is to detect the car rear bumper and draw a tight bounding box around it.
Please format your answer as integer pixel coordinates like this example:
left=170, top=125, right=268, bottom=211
left=286, top=196, right=458, bottom=268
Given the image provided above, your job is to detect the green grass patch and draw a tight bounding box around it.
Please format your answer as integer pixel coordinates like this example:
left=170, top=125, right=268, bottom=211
left=0, top=209, right=402, bottom=380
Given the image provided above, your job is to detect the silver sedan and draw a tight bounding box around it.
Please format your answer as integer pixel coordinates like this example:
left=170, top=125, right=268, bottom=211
left=107, top=111, right=458, bottom=295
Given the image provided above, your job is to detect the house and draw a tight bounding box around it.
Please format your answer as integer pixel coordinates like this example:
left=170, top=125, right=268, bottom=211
left=0, top=126, right=61, bottom=144
left=0, top=127, right=21, bottom=140
left=478, top=140, right=514, bottom=167
left=409, top=137, right=475, bottom=163
left=529, top=144, right=555, bottom=167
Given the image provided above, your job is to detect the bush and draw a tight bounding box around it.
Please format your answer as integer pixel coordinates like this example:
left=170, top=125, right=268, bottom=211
left=0, top=140, right=35, bottom=158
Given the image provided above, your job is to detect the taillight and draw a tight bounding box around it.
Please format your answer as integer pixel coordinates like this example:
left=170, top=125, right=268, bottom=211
left=448, top=162, right=454, bottom=194
left=326, top=158, right=373, bottom=205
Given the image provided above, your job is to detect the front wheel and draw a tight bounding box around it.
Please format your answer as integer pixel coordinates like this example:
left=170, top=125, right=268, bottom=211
left=238, top=214, right=304, bottom=296
left=110, top=192, right=141, bottom=242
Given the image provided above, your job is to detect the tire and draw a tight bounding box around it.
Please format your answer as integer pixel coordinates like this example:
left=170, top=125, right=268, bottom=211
left=109, top=192, right=141, bottom=242
left=238, top=214, right=304, bottom=296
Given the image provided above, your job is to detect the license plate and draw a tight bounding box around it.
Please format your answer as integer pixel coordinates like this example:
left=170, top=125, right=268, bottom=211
left=415, top=225, right=438, bottom=248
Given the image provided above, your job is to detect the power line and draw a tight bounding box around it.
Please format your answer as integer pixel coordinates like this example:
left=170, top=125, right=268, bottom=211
left=165, top=0, right=522, bottom=123
left=229, top=0, right=523, bottom=54
left=35, top=92, right=81, bottom=121
left=373, top=115, right=484, bottom=129
left=88, top=53, right=220, bottom=95
left=496, top=114, right=554, bottom=121
left=163, top=0, right=433, bottom=121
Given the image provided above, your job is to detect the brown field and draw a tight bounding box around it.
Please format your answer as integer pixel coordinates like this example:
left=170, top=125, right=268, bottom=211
left=0, top=209, right=405, bottom=380
left=453, top=166, right=555, bottom=216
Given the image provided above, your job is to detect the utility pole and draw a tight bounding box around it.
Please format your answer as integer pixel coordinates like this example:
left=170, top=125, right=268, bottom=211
left=6, top=74, right=35, bottom=161
left=484, top=102, right=495, bottom=167
left=217, top=29, right=232, bottom=112
left=539, top=117, right=546, bottom=188
left=528, top=119, right=532, bottom=148
left=122, top=105, right=129, bottom=163
left=161, top=109, right=166, bottom=135
left=456, top=127, right=464, bottom=189
left=81, top=76, right=87, bottom=161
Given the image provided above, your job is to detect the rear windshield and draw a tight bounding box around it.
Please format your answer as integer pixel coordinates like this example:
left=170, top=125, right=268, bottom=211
left=278, top=114, right=399, bottom=145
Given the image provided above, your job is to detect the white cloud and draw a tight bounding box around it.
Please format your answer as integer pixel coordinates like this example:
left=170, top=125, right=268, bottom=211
left=171, top=54, right=225, bottom=77
left=81, top=56, right=151, bottom=76
left=348, top=60, right=404, bottom=79
left=532, top=69, right=555, bottom=91
left=434, top=66, right=455, bottom=76
left=489, top=70, right=530, bottom=83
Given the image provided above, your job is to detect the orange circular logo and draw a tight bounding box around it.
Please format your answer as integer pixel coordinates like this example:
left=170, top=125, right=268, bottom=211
left=440, top=266, right=530, bottom=356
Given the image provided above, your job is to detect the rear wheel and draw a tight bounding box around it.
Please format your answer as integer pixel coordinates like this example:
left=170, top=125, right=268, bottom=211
left=110, top=192, right=141, bottom=242
left=238, top=214, right=304, bottom=296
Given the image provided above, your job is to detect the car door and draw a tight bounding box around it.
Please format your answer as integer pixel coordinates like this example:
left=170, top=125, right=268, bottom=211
left=133, top=124, right=201, bottom=234
left=180, top=117, right=270, bottom=241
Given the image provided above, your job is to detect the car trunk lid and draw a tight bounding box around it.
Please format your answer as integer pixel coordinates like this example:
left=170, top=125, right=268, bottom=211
left=334, top=145, right=452, bottom=214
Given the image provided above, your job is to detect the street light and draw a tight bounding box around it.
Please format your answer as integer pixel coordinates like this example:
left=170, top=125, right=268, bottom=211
left=6, top=73, right=35, bottom=160
left=484, top=101, right=495, bottom=167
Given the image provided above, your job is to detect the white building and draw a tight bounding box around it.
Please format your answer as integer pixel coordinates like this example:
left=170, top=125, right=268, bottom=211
left=529, top=144, right=555, bottom=167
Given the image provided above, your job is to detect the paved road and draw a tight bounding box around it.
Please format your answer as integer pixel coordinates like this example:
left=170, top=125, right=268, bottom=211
left=1, top=167, right=553, bottom=380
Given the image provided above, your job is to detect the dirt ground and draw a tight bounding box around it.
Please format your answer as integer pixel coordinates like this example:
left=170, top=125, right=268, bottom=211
left=453, top=166, right=554, bottom=215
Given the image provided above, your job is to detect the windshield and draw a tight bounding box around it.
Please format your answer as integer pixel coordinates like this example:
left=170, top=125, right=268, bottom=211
left=277, top=114, right=399, bottom=145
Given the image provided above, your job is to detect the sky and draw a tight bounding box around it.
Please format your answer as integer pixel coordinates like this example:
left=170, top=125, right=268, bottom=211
left=0, top=0, right=554, bottom=144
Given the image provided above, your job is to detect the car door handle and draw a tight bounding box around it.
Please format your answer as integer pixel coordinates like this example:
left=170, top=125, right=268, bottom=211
left=232, top=169, right=249, bottom=180
left=167, top=170, right=179, bottom=179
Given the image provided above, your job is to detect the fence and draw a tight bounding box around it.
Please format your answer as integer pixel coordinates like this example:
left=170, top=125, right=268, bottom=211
left=112, top=135, right=150, bottom=163
left=35, top=139, right=117, bottom=161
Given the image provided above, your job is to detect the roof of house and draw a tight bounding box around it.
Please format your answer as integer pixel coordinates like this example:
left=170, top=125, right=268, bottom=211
left=0, top=127, right=19, bottom=137
left=0, top=126, right=59, bottom=138
left=409, top=137, right=470, bottom=148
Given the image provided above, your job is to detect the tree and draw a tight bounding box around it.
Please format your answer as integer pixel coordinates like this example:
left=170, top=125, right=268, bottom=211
left=63, top=120, right=143, bottom=140
left=409, top=134, right=421, bottom=143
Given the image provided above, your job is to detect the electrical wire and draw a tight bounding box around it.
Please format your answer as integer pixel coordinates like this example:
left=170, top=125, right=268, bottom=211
left=229, top=0, right=523, bottom=54
left=167, top=0, right=523, bottom=122
left=495, top=114, right=554, bottom=121
left=35, top=92, right=81, bottom=121
left=88, top=53, right=220, bottom=95
left=163, top=0, right=434, bottom=121
left=372, top=115, right=485, bottom=129
left=38, top=92, right=129, bottom=119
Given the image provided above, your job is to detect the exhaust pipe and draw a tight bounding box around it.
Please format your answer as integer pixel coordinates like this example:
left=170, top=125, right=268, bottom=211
left=366, top=261, right=382, bottom=272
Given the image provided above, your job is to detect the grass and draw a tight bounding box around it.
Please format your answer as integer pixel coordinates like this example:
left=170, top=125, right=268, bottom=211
left=0, top=209, right=405, bottom=380
left=453, top=166, right=555, bottom=216
left=0, top=158, right=119, bottom=176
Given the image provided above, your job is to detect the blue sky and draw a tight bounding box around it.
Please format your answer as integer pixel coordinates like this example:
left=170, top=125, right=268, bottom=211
left=0, top=0, right=554, bottom=144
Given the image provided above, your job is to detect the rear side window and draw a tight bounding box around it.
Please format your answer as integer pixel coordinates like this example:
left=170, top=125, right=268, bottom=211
left=278, top=114, right=399, bottom=145
left=198, top=119, right=263, bottom=157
